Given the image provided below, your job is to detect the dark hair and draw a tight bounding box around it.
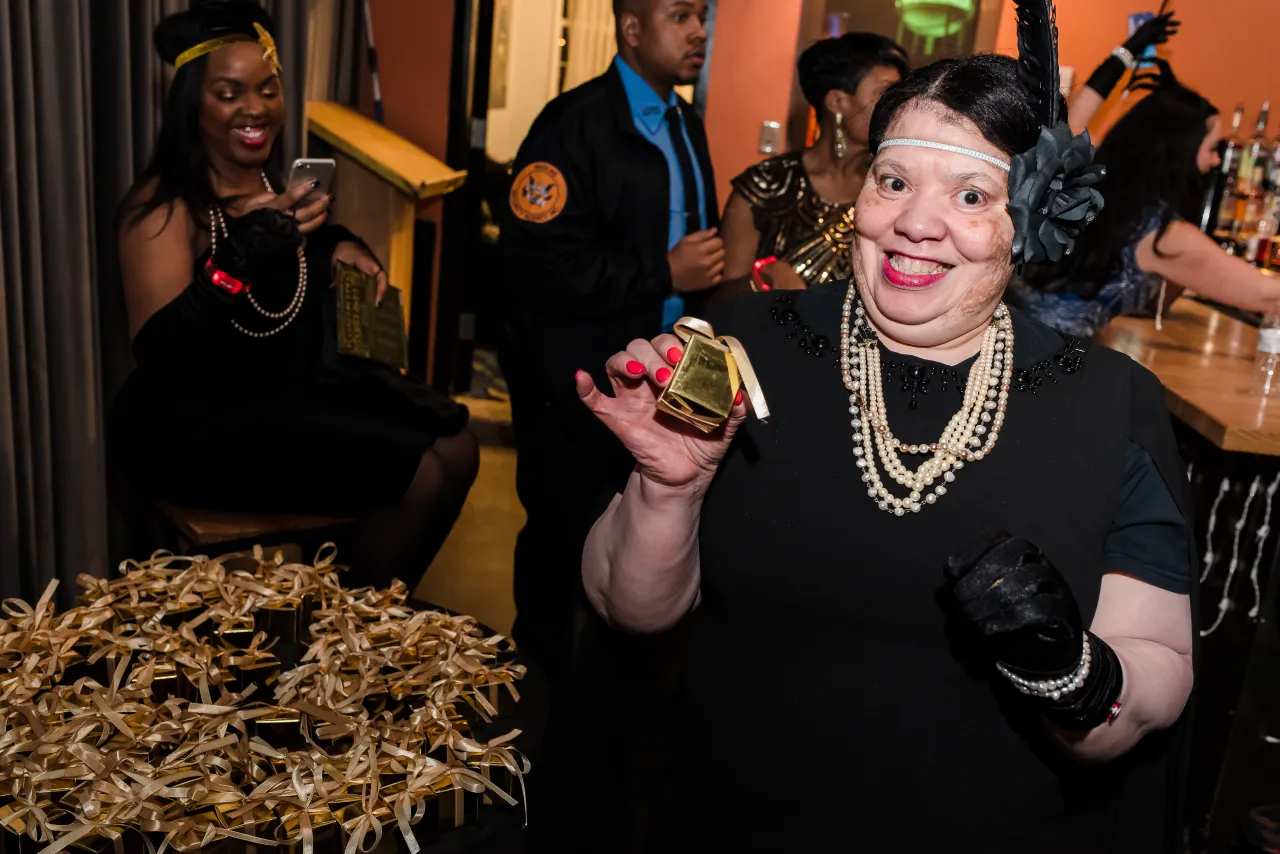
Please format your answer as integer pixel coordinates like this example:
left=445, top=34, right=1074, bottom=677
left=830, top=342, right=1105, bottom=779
left=798, top=32, right=909, bottom=117
left=1022, top=84, right=1219, bottom=296
left=868, top=54, right=1047, bottom=159
left=611, top=0, right=650, bottom=18
left=119, top=2, right=284, bottom=231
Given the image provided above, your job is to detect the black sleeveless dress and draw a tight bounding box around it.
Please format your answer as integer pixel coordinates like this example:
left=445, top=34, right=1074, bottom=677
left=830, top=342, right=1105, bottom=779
left=111, top=224, right=469, bottom=515
left=654, top=283, right=1198, bottom=853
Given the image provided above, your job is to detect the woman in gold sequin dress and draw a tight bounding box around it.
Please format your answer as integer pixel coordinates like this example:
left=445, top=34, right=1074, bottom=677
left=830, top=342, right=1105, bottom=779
left=719, top=33, right=908, bottom=294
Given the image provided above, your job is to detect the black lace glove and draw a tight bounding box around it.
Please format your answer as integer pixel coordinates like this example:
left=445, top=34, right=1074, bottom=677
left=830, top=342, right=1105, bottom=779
left=943, top=531, right=1124, bottom=731
left=1085, top=13, right=1180, bottom=100
left=213, top=207, right=301, bottom=286
left=1124, top=12, right=1180, bottom=57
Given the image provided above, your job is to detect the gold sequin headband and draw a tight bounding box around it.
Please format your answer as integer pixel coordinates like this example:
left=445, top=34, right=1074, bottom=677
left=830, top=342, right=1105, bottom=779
left=174, top=22, right=281, bottom=76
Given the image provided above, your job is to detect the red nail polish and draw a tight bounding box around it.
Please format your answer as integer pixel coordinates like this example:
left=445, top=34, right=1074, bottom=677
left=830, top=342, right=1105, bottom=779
left=656, top=367, right=672, bottom=383
left=760, top=283, right=771, bottom=291
left=734, top=388, right=744, bottom=406
left=667, top=347, right=683, bottom=363
left=626, top=360, right=645, bottom=375
left=575, top=370, right=587, bottom=380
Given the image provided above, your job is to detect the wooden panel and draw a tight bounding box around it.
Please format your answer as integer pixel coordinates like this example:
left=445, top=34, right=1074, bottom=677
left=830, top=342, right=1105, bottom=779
left=329, top=151, right=415, bottom=333
left=1097, top=299, right=1280, bottom=456
left=306, top=101, right=467, bottom=202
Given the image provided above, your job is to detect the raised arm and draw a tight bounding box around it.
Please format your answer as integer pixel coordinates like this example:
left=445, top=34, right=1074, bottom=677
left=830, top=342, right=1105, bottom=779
left=579, top=333, right=747, bottom=632
left=1068, top=13, right=1180, bottom=134
left=1137, top=220, right=1280, bottom=314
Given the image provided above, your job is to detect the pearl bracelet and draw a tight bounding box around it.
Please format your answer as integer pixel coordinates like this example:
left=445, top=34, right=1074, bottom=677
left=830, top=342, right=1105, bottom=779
left=1110, top=45, right=1138, bottom=71
left=996, top=634, right=1092, bottom=701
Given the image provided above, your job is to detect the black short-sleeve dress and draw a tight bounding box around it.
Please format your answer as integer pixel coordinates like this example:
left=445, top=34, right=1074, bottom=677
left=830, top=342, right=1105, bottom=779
left=656, top=282, right=1197, bottom=853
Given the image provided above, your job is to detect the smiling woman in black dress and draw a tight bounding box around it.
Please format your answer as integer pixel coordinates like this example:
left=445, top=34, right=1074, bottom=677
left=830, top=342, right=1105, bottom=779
left=111, top=1, right=477, bottom=589
left=576, top=3, right=1196, bottom=851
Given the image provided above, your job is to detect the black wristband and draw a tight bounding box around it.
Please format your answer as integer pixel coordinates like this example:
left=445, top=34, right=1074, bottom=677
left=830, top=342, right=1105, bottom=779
left=1085, top=55, right=1128, bottom=100
left=1042, top=634, right=1124, bottom=731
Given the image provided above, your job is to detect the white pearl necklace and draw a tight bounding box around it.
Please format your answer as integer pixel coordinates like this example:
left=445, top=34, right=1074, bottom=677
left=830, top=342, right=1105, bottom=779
left=208, top=172, right=307, bottom=339
left=838, top=284, right=1013, bottom=515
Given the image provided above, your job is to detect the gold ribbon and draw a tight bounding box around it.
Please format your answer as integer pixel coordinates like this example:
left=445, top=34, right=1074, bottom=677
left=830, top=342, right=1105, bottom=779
left=0, top=543, right=529, bottom=854
left=174, top=22, right=282, bottom=77
left=673, top=317, right=771, bottom=421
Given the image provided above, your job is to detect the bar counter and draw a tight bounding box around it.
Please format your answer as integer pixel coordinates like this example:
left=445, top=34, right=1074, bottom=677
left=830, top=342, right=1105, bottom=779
left=1097, top=300, right=1280, bottom=849
left=1098, top=298, right=1280, bottom=455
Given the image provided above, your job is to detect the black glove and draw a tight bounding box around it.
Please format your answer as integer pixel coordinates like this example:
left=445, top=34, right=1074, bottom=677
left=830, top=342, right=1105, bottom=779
left=1127, top=57, right=1177, bottom=95
left=944, top=531, right=1083, bottom=676
left=131, top=251, right=240, bottom=369
left=214, top=207, right=301, bottom=286
left=943, top=532, right=1124, bottom=731
left=1123, top=12, right=1180, bottom=56
left=1085, top=13, right=1180, bottom=100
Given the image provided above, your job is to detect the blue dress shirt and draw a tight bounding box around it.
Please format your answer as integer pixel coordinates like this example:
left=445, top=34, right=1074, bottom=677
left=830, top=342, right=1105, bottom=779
left=614, top=56, right=708, bottom=330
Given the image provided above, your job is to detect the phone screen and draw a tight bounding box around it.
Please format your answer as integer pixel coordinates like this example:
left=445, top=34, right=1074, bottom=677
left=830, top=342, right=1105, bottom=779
left=1127, top=12, right=1157, bottom=70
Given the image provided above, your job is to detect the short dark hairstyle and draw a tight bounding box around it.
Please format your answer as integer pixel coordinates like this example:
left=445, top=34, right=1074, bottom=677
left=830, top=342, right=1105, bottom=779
left=612, top=0, right=650, bottom=18
left=797, top=32, right=909, bottom=117
left=868, top=53, right=1050, bottom=159
left=1022, top=83, right=1219, bottom=296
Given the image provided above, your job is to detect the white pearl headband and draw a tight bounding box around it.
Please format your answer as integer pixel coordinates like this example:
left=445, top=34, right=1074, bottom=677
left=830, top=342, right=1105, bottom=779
left=876, top=138, right=1012, bottom=173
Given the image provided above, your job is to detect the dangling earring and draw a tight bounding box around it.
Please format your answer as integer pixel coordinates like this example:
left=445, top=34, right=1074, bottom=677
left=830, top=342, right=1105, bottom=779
left=833, top=112, right=846, bottom=160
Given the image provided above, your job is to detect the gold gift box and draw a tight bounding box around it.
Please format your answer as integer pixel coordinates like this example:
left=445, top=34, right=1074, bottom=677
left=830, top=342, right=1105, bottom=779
left=216, top=624, right=256, bottom=650
left=654, top=317, right=769, bottom=433
left=252, top=708, right=307, bottom=754
left=255, top=603, right=300, bottom=644
left=379, top=777, right=479, bottom=833
left=276, top=805, right=339, bottom=854
left=656, top=331, right=741, bottom=432
left=220, top=657, right=280, bottom=696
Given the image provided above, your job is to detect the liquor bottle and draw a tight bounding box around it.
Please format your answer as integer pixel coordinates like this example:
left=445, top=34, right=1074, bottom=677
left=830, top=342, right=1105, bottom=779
left=1213, top=104, right=1247, bottom=235
left=1253, top=193, right=1280, bottom=267
left=1239, top=163, right=1269, bottom=236
left=1238, top=101, right=1272, bottom=195
left=1253, top=304, right=1280, bottom=395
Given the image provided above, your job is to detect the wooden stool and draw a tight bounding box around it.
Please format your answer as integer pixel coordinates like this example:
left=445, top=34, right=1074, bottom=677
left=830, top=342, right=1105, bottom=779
left=152, top=500, right=353, bottom=553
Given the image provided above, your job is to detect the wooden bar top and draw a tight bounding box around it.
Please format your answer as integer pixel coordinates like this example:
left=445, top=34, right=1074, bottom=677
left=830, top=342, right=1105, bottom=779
left=1096, top=299, right=1280, bottom=455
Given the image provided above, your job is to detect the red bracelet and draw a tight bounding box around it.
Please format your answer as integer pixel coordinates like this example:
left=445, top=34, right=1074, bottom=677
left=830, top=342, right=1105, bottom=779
left=1105, top=702, right=1123, bottom=725
left=205, top=257, right=248, bottom=294
left=752, top=255, right=777, bottom=292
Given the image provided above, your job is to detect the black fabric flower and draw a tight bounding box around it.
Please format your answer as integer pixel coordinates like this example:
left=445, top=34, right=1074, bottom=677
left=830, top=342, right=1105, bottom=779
left=1007, top=123, right=1106, bottom=266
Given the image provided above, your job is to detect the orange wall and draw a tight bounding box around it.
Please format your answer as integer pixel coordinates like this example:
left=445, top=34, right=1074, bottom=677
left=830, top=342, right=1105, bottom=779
left=702, top=0, right=805, bottom=208
left=995, top=0, right=1277, bottom=138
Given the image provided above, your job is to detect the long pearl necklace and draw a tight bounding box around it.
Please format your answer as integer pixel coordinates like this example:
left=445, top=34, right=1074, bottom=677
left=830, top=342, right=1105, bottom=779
left=208, top=172, right=307, bottom=339
left=839, top=284, right=1013, bottom=515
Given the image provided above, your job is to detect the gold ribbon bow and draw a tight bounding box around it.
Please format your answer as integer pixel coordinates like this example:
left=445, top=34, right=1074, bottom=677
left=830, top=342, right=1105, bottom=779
left=655, top=316, right=770, bottom=433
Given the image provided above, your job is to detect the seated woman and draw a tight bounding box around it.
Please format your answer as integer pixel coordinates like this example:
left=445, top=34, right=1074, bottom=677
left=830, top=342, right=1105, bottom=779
left=717, top=33, right=908, bottom=294
left=1015, top=60, right=1280, bottom=338
left=111, top=1, right=478, bottom=588
left=577, top=5, right=1195, bottom=851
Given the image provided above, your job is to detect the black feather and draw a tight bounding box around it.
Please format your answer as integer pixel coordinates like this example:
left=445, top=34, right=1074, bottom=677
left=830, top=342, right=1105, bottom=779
left=1012, top=0, right=1061, bottom=128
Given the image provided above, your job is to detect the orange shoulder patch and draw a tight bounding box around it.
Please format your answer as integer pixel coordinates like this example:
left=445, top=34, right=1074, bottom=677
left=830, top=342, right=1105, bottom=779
left=509, top=161, right=568, bottom=223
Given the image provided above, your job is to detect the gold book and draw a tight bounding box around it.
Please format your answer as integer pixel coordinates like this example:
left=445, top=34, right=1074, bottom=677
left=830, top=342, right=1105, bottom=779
left=334, top=261, right=408, bottom=371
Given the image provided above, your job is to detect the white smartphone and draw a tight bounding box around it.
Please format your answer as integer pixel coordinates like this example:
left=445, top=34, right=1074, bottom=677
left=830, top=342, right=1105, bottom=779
left=286, top=158, right=336, bottom=206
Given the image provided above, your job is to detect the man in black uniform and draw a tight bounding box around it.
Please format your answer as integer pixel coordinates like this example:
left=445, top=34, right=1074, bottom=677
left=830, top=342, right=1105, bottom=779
left=499, top=0, right=720, bottom=689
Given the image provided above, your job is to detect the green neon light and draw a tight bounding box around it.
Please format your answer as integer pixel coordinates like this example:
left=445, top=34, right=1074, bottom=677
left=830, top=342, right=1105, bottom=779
left=896, top=0, right=976, bottom=48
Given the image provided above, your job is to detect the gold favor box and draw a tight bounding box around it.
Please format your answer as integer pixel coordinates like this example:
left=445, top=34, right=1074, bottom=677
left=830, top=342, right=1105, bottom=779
left=656, top=333, right=741, bottom=433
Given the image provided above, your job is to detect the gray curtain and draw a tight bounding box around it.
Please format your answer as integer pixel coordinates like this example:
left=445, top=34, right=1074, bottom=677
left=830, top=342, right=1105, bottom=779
left=0, top=0, right=314, bottom=607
